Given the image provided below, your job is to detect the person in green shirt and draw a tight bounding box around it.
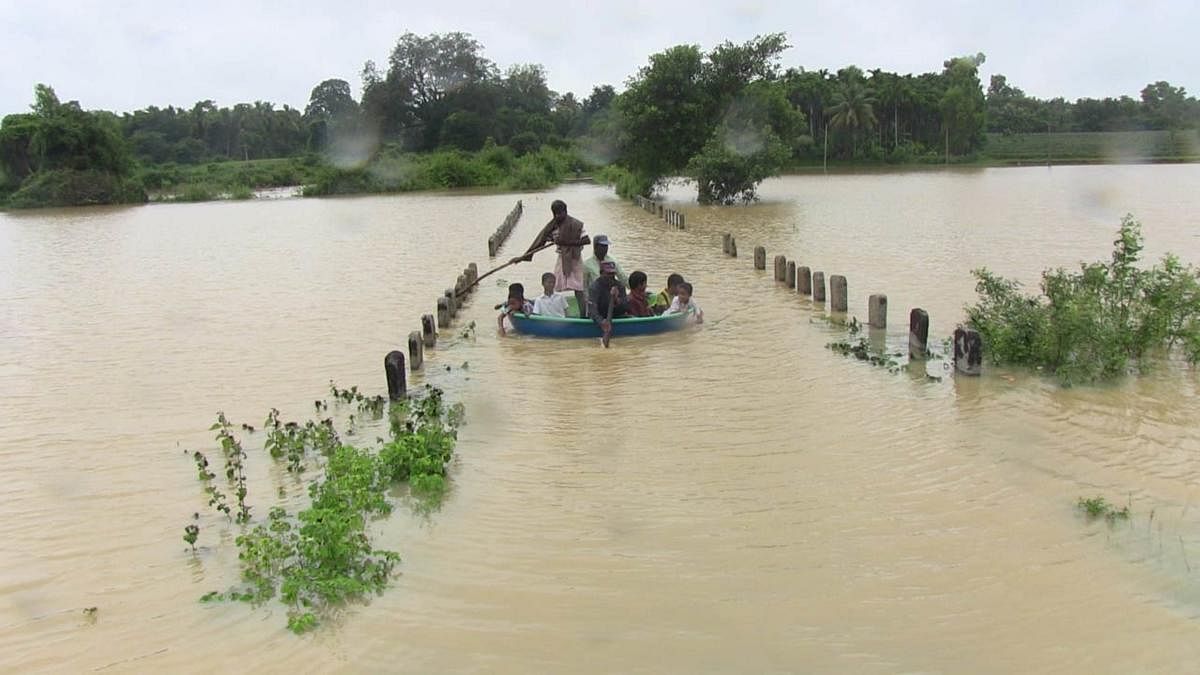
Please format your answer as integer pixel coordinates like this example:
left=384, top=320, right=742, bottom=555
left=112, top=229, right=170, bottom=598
left=582, top=234, right=627, bottom=296
left=651, top=273, right=685, bottom=315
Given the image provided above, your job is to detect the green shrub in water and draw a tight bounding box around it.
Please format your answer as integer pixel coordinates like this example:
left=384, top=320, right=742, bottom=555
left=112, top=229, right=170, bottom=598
left=965, top=214, right=1200, bottom=383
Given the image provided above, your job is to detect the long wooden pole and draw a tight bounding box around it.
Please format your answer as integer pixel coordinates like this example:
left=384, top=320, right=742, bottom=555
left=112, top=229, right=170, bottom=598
left=457, top=241, right=555, bottom=298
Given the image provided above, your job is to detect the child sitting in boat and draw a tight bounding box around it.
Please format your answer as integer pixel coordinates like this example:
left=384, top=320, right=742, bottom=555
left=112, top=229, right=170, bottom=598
left=626, top=271, right=653, bottom=317
left=652, top=273, right=684, bottom=315
left=498, top=283, right=534, bottom=336
left=532, top=272, right=568, bottom=318
left=664, top=281, right=704, bottom=323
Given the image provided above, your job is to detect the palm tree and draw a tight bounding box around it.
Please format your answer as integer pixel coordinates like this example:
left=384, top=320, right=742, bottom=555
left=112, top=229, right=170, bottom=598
left=825, top=80, right=877, bottom=158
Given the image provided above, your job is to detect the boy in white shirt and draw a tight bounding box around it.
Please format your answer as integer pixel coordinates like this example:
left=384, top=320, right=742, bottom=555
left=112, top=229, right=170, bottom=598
left=532, top=272, right=569, bottom=318
left=665, top=281, right=704, bottom=323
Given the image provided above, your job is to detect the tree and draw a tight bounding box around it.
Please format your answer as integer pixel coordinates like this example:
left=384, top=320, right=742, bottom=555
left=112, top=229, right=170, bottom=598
left=826, top=77, right=876, bottom=158
left=305, top=79, right=358, bottom=122
left=1141, top=81, right=1190, bottom=130
left=939, top=53, right=987, bottom=156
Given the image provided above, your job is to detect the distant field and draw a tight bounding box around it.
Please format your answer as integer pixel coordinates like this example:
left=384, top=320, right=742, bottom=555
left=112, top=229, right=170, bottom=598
left=984, top=130, right=1200, bottom=163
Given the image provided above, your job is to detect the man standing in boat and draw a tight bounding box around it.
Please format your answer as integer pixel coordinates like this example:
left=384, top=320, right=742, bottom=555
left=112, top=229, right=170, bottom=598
left=512, top=200, right=590, bottom=317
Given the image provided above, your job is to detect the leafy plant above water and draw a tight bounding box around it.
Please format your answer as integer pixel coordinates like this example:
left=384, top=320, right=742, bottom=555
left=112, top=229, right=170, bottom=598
left=1077, top=496, right=1131, bottom=523
left=965, top=215, right=1200, bottom=384
left=186, top=385, right=462, bottom=634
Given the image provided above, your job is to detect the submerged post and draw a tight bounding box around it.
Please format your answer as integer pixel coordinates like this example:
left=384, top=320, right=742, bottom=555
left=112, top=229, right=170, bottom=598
left=444, top=289, right=457, bottom=318
left=384, top=351, right=406, bottom=400
left=754, top=246, right=766, bottom=270
left=829, top=275, right=847, bottom=312
left=722, top=233, right=731, bottom=254
left=797, top=266, right=812, bottom=295
left=812, top=272, right=826, bottom=303
left=868, top=294, right=888, bottom=329
left=421, top=314, right=437, bottom=347
left=407, top=331, right=424, bottom=371
left=678, top=212, right=685, bottom=229
left=729, top=237, right=738, bottom=257
left=468, top=263, right=478, bottom=289
left=786, top=261, right=797, bottom=289
left=953, top=326, right=983, bottom=375
left=488, top=236, right=497, bottom=258
left=773, top=255, right=786, bottom=282
left=908, top=308, right=929, bottom=359
left=437, top=297, right=450, bottom=328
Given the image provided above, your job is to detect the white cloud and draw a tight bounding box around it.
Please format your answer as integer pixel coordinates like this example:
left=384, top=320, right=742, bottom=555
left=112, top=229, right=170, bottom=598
left=0, top=0, right=1195, bottom=115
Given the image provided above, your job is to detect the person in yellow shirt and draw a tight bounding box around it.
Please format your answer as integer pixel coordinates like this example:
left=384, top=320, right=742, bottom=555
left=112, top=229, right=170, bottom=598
left=651, top=273, right=684, bottom=315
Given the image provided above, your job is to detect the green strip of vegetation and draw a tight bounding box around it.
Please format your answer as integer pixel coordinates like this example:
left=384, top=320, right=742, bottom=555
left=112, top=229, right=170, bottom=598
left=186, top=383, right=462, bottom=634
left=965, top=215, right=1200, bottom=384
left=1077, top=496, right=1131, bottom=523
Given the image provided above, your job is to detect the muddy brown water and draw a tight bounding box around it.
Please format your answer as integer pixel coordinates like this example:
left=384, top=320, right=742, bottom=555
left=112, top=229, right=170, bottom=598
left=1, top=165, right=1199, bottom=673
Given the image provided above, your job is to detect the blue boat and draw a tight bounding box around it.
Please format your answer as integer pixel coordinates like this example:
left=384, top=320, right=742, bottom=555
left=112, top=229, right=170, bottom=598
left=509, top=312, right=690, bottom=338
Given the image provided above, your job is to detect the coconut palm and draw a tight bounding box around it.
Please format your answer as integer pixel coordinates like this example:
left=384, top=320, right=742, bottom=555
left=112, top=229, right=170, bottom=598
left=825, top=80, right=877, bottom=158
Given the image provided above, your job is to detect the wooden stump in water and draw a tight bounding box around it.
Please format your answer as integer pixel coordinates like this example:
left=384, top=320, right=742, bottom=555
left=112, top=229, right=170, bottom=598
left=953, top=326, right=983, bottom=375
left=754, top=246, right=766, bottom=270
left=421, top=314, right=437, bottom=347
left=812, top=272, right=826, bottom=303
left=437, top=297, right=450, bottom=328
left=869, top=294, right=888, bottom=329
left=786, top=261, right=797, bottom=289
left=908, top=308, right=929, bottom=359
left=384, top=350, right=406, bottom=400
left=797, top=266, right=812, bottom=295
left=407, top=331, right=423, bottom=371
left=829, top=275, right=847, bottom=312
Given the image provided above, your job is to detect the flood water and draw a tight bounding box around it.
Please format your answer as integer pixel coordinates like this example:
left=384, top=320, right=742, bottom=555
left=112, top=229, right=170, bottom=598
left=2, top=165, right=1199, bottom=673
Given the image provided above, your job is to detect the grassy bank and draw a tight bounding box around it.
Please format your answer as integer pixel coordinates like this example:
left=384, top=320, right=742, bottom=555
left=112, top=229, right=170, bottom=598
left=983, top=130, right=1200, bottom=164
left=139, top=156, right=324, bottom=202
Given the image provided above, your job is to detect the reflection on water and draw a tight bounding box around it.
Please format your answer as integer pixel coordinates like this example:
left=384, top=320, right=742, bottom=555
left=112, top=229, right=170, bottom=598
left=1, top=166, right=1199, bottom=672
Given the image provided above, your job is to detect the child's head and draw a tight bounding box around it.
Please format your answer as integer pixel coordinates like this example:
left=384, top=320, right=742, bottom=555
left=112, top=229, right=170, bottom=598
left=666, top=273, right=685, bottom=295
left=540, top=272, right=556, bottom=296
left=508, top=282, right=525, bottom=300
left=677, top=281, right=693, bottom=304
left=629, top=270, right=647, bottom=292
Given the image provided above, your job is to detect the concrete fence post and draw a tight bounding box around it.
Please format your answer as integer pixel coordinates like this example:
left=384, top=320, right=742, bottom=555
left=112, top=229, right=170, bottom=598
left=421, top=314, right=437, bottom=347
left=729, top=237, right=738, bottom=257
left=488, top=235, right=497, bottom=258
left=812, top=272, right=826, bottom=303
left=468, top=263, right=478, bottom=288
left=908, top=309, right=929, bottom=359
left=953, top=326, right=983, bottom=375
left=786, top=261, right=797, bottom=289
left=754, top=246, right=766, bottom=270
left=444, top=289, right=458, bottom=318
left=437, top=297, right=450, bottom=328
left=384, top=351, right=406, bottom=400
left=678, top=213, right=685, bottom=229
left=407, top=331, right=424, bottom=371
left=773, top=255, right=786, bottom=282
left=797, top=266, right=812, bottom=295
left=456, top=274, right=467, bottom=296
left=722, top=233, right=731, bottom=254
left=868, top=294, right=888, bottom=329
left=829, top=275, right=847, bottom=312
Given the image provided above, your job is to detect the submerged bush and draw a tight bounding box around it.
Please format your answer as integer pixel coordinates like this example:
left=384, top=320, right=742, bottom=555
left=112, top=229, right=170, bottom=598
left=5, top=168, right=147, bottom=208
left=965, top=214, right=1200, bottom=383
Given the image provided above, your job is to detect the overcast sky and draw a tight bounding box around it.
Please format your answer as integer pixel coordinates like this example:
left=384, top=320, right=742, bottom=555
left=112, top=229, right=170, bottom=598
left=1, top=0, right=1196, bottom=116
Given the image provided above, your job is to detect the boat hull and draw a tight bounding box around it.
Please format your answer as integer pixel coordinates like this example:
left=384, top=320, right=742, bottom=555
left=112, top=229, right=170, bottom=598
left=509, top=312, right=689, bottom=338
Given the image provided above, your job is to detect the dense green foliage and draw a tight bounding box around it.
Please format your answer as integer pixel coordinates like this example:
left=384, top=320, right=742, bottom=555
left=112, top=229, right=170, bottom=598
left=6, top=30, right=1200, bottom=208
left=965, top=215, right=1200, bottom=383
left=984, top=130, right=1200, bottom=163
left=0, top=85, right=145, bottom=207
left=987, top=76, right=1200, bottom=135
left=301, top=143, right=583, bottom=196
left=193, top=385, right=462, bottom=633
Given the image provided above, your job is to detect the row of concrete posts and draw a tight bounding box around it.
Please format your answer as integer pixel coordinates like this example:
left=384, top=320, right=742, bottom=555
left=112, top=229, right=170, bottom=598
left=721, top=233, right=982, bottom=375
left=387, top=202, right=525, bottom=399
left=487, top=200, right=524, bottom=257
left=632, top=196, right=685, bottom=229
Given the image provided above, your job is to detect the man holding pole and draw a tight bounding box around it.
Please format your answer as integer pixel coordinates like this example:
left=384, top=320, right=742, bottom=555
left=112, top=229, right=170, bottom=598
left=512, top=200, right=590, bottom=317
